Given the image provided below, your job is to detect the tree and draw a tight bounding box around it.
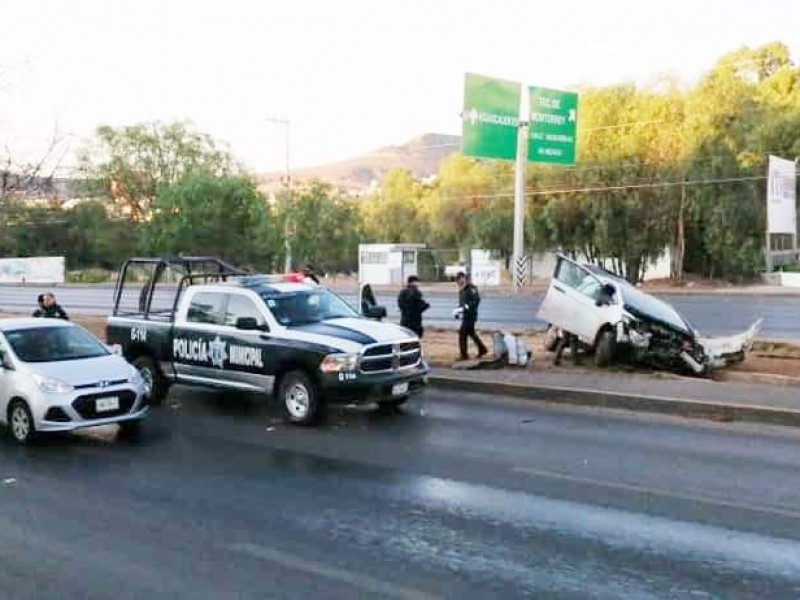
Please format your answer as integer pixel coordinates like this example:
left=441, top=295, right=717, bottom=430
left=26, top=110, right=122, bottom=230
left=79, top=121, right=238, bottom=221
left=144, top=173, right=276, bottom=270
left=275, top=181, right=361, bottom=273
left=360, top=168, right=430, bottom=244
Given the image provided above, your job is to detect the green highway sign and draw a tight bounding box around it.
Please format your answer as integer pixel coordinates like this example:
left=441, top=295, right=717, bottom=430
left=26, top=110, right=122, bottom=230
left=528, top=86, right=578, bottom=165
left=461, top=73, right=521, bottom=161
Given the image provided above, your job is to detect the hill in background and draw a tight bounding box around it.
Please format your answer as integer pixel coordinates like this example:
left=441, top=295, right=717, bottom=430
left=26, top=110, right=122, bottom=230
left=257, top=133, right=460, bottom=193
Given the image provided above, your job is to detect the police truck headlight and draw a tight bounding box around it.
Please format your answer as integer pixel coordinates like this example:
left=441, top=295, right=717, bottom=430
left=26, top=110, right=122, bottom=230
left=319, top=353, right=360, bottom=373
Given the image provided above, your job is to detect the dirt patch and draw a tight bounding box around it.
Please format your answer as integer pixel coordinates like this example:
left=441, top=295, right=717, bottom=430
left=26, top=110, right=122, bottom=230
left=423, top=327, right=800, bottom=383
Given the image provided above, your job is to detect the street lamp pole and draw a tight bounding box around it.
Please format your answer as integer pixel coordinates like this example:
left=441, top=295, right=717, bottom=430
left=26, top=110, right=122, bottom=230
left=266, top=117, right=292, bottom=273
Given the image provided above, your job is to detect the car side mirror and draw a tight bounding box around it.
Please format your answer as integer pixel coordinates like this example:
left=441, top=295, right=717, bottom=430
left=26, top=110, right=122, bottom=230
left=595, top=283, right=616, bottom=307
left=0, top=351, right=13, bottom=371
left=236, top=316, right=262, bottom=331
left=363, top=305, right=387, bottom=320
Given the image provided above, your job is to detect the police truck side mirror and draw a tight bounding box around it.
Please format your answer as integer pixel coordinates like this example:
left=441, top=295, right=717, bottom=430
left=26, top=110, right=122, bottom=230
left=235, top=317, right=261, bottom=331
left=363, top=305, right=387, bottom=320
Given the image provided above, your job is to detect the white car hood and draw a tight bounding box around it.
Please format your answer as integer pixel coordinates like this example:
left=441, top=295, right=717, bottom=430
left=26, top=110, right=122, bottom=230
left=698, top=318, right=763, bottom=366
left=29, top=354, right=132, bottom=387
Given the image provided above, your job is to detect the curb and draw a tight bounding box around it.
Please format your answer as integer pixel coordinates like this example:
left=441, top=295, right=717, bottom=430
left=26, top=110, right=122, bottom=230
left=428, top=375, right=800, bottom=428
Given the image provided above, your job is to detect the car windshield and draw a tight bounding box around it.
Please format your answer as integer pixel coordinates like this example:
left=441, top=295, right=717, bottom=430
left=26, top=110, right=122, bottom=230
left=261, top=289, right=359, bottom=326
left=4, top=326, right=109, bottom=363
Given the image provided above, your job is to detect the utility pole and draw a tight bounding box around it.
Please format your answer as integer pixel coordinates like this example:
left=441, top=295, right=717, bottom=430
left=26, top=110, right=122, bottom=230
left=267, top=117, right=292, bottom=273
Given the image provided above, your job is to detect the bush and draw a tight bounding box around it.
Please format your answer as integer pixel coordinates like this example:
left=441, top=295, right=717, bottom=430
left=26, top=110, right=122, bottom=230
left=66, top=269, right=114, bottom=284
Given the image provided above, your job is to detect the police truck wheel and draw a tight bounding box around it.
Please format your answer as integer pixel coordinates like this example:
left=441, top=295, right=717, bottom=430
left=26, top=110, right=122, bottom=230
left=133, top=355, right=168, bottom=406
left=279, top=370, right=321, bottom=426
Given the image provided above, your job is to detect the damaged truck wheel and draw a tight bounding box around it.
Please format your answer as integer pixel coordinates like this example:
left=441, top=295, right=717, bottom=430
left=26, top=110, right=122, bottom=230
left=544, top=326, right=559, bottom=352
left=594, top=329, right=616, bottom=368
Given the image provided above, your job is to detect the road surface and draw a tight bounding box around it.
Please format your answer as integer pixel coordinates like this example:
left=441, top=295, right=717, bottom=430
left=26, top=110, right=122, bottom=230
left=1, top=387, right=800, bottom=598
left=1, top=285, right=798, bottom=340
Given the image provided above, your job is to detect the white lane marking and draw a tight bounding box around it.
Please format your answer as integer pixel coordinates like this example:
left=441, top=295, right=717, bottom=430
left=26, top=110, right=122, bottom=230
left=513, top=466, right=800, bottom=520
left=229, top=542, right=440, bottom=600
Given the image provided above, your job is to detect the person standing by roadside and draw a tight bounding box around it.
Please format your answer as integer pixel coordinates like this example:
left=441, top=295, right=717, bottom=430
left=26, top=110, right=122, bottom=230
left=397, top=275, right=430, bottom=338
left=32, top=292, right=69, bottom=320
left=453, top=272, right=487, bottom=360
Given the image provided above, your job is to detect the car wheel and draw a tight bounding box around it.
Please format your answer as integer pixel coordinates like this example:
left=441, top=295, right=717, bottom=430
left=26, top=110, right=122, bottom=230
left=8, top=400, right=36, bottom=444
left=133, top=355, right=169, bottom=406
left=279, top=370, right=321, bottom=426
left=595, top=329, right=617, bottom=368
left=118, top=419, right=142, bottom=440
left=544, top=326, right=559, bottom=352
left=377, top=395, right=409, bottom=414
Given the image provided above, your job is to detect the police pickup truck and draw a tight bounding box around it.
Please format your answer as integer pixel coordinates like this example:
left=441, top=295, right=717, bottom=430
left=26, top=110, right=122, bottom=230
left=106, top=257, right=428, bottom=425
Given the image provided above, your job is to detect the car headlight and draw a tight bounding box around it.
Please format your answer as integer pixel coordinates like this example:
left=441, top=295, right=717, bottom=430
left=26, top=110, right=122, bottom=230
left=32, top=374, right=74, bottom=394
left=319, top=353, right=359, bottom=373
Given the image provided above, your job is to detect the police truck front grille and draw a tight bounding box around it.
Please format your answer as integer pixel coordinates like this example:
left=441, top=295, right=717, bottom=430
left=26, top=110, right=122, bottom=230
left=72, top=391, right=137, bottom=420
left=360, top=341, right=421, bottom=373
left=363, top=345, right=392, bottom=358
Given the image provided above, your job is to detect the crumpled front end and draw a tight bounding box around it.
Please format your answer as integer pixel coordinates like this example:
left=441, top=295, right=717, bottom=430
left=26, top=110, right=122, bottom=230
left=697, top=318, right=763, bottom=369
left=617, top=314, right=763, bottom=375
left=617, top=315, right=709, bottom=375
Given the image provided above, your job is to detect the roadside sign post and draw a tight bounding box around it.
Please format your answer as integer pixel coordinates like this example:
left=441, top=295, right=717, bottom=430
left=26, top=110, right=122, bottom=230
left=461, top=75, right=578, bottom=291
left=512, top=124, right=528, bottom=288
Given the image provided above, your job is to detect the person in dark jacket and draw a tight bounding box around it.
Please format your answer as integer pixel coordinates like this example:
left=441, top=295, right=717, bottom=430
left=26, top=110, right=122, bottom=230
left=454, top=272, right=487, bottom=360
left=32, top=292, right=69, bottom=320
left=397, top=275, right=430, bottom=338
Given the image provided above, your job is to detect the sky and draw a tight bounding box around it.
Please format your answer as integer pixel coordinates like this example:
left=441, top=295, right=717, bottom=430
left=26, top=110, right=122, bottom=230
left=1, top=0, right=798, bottom=173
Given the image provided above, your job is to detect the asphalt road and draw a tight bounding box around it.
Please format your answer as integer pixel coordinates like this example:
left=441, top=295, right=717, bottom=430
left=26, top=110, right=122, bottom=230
left=2, top=387, right=800, bottom=598
left=2, top=284, right=800, bottom=340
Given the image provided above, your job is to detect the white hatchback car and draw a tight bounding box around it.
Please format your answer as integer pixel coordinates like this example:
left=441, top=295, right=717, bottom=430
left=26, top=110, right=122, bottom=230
left=0, top=318, right=148, bottom=444
left=537, top=255, right=762, bottom=374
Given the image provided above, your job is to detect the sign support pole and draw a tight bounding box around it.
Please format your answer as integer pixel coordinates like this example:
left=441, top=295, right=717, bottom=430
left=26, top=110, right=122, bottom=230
left=512, top=123, right=528, bottom=291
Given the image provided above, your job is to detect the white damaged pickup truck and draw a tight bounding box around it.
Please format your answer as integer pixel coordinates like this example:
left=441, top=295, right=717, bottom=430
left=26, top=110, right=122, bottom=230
left=537, top=255, right=763, bottom=375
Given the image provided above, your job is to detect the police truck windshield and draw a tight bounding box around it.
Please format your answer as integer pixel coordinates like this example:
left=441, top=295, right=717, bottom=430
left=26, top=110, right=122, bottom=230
left=261, top=290, right=358, bottom=326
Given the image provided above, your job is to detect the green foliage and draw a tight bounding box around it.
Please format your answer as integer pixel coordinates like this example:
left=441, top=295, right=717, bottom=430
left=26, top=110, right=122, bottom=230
left=79, top=121, right=238, bottom=220
left=274, top=181, right=362, bottom=273
left=0, top=199, right=139, bottom=270
left=67, top=269, right=114, bottom=284
left=143, top=173, right=275, bottom=270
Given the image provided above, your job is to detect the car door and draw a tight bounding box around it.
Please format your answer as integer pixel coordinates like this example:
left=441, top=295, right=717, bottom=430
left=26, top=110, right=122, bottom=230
left=537, top=256, right=611, bottom=344
left=172, top=291, right=229, bottom=384
left=219, top=292, right=275, bottom=392
left=0, top=337, right=14, bottom=423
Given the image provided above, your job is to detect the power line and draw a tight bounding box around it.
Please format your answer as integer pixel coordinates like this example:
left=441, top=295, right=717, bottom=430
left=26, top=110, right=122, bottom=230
left=431, top=174, right=768, bottom=203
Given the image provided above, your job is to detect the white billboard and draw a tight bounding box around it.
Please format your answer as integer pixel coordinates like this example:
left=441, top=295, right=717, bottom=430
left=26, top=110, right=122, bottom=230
left=0, top=257, right=65, bottom=283
left=767, top=155, right=797, bottom=235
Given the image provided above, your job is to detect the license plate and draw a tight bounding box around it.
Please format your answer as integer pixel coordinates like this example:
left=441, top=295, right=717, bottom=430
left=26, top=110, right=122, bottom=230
left=391, top=382, right=409, bottom=396
left=96, top=396, right=120, bottom=412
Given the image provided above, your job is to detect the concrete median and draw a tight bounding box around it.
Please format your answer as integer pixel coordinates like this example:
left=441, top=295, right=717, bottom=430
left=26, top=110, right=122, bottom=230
left=428, top=369, right=800, bottom=428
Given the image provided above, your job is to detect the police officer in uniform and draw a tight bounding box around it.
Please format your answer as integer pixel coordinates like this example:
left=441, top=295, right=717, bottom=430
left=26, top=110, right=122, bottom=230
left=397, top=275, right=429, bottom=338
left=454, top=272, right=487, bottom=360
